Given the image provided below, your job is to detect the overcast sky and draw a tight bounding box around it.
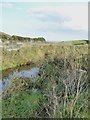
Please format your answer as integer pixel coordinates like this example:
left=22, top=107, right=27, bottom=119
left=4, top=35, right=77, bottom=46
left=0, top=2, right=88, bottom=41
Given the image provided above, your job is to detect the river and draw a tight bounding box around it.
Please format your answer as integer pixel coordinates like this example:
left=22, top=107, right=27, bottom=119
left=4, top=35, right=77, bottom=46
left=0, top=64, right=40, bottom=93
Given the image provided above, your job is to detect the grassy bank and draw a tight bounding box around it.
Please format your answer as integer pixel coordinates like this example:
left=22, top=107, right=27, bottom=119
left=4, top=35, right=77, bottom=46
left=1, top=43, right=88, bottom=71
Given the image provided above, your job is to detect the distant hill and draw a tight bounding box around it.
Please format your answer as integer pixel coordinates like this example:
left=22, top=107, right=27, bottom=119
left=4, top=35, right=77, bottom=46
left=0, top=32, right=89, bottom=45
left=0, top=32, right=46, bottom=42
left=0, top=32, right=11, bottom=39
left=63, top=40, right=90, bottom=45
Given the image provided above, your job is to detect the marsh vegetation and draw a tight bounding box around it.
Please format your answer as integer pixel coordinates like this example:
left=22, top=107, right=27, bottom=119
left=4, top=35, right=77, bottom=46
left=1, top=40, right=89, bottom=118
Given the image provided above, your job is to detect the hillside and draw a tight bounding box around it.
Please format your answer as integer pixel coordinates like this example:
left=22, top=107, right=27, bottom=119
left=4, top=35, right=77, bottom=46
left=63, top=40, right=90, bottom=45
left=0, top=32, right=46, bottom=42
left=0, top=32, right=11, bottom=39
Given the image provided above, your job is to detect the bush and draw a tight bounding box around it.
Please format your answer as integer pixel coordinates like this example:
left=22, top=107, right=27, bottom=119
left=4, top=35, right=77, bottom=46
left=36, top=59, right=88, bottom=118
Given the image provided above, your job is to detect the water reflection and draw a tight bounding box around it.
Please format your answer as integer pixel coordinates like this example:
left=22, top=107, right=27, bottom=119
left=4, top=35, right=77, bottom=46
left=0, top=67, right=40, bottom=92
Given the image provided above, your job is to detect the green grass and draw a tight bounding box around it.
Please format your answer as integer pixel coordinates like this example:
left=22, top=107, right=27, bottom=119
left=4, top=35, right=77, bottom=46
left=1, top=43, right=88, bottom=71
left=2, top=89, right=42, bottom=118
left=64, top=40, right=89, bottom=45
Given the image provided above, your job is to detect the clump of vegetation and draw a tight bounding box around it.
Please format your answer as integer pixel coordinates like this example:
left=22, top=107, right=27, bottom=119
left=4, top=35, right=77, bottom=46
left=35, top=58, right=88, bottom=118
left=11, top=35, right=46, bottom=42
left=2, top=89, right=42, bottom=118
left=2, top=76, right=43, bottom=118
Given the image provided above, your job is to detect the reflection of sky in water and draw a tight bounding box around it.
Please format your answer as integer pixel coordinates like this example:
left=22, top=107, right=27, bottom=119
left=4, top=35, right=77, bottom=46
left=0, top=80, right=2, bottom=94
left=0, top=67, right=40, bottom=92
left=13, top=68, right=39, bottom=78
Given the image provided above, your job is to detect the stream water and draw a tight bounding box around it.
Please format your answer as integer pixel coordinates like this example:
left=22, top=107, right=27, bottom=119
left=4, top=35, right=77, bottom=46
left=0, top=64, right=40, bottom=92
